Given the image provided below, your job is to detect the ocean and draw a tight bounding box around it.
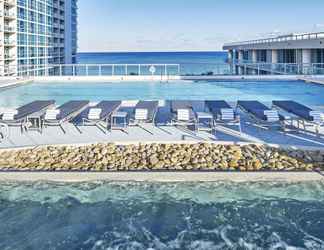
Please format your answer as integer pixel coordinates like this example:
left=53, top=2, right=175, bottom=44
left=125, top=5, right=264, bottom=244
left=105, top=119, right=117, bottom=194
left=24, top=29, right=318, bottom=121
left=77, top=51, right=229, bottom=75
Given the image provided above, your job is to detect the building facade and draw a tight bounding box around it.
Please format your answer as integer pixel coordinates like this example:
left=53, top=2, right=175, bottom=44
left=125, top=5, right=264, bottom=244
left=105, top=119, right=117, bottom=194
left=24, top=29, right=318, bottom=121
left=0, top=0, right=77, bottom=76
left=223, top=32, right=324, bottom=75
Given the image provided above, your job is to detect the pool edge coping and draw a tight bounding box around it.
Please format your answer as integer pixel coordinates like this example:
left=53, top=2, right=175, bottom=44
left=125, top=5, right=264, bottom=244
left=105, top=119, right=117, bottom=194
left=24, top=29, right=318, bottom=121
left=0, top=171, right=322, bottom=183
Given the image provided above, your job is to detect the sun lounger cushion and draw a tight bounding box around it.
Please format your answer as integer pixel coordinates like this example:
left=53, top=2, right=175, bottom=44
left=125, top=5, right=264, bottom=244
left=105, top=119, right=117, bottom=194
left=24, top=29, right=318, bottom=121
left=272, top=101, right=314, bottom=121
left=171, top=101, right=192, bottom=113
left=88, top=108, right=102, bottom=120
left=135, top=101, right=159, bottom=121
left=16, top=100, right=55, bottom=120
left=55, top=101, right=89, bottom=120
left=238, top=101, right=280, bottom=122
left=95, top=101, right=121, bottom=119
left=0, top=100, right=55, bottom=122
left=206, top=101, right=232, bottom=115
left=77, top=101, right=121, bottom=121
left=171, top=101, right=196, bottom=121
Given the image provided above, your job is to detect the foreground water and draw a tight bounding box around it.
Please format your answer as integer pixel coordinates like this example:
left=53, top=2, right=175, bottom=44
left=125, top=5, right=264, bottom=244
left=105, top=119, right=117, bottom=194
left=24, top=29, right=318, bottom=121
left=1, top=181, right=324, bottom=249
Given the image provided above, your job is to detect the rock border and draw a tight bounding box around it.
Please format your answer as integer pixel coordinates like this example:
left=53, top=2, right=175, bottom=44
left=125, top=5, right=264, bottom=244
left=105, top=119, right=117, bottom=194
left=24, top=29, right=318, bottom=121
left=0, top=143, right=323, bottom=172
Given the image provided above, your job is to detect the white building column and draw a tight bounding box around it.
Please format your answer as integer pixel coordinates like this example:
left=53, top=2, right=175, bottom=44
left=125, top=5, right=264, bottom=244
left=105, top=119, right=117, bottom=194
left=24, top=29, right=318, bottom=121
left=252, top=50, right=257, bottom=62
left=238, top=50, right=244, bottom=61
left=228, top=50, right=235, bottom=74
left=302, top=49, right=312, bottom=74
left=238, top=50, right=244, bottom=75
left=228, top=50, right=234, bottom=62
left=271, top=50, right=278, bottom=63
left=302, top=49, right=311, bottom=64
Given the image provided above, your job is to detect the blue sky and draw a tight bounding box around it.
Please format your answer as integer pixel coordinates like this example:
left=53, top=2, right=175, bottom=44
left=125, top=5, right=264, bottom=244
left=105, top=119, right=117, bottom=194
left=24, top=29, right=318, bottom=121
left=78, top=0, right=324, bottom=52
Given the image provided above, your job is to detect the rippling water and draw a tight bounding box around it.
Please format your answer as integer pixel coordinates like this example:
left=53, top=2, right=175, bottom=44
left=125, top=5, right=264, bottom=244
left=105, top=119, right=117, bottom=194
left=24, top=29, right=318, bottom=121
left=1, top=181, right=324, bottom=249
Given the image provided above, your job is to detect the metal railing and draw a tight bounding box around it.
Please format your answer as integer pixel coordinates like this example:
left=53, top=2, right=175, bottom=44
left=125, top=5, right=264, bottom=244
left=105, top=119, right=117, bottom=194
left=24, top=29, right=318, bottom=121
left=3, top=64, right=181, bottom=77
left=233, top=60, right=324, bottom=75
left=224, top=31, right=324, bottom=47
left=0, top=62, right=324, bottom=77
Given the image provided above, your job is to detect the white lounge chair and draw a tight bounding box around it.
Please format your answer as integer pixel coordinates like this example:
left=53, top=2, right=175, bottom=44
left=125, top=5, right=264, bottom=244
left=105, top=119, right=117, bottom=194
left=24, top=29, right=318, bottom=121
left=0, top=123, right=9, bottom=142
left=206, top=101, right=241, bottom=133
left=171, top=101, right=197, bottom=130
left=43, top=100, right=89, bottom=133
left=0, top=100, right=55, bottom=133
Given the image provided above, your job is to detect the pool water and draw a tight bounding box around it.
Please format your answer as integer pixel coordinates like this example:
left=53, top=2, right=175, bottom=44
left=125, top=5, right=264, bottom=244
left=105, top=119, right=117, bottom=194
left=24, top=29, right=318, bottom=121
left=1, top=80, right=324, bottom=107
left=0, top=181, right=324, bottom=249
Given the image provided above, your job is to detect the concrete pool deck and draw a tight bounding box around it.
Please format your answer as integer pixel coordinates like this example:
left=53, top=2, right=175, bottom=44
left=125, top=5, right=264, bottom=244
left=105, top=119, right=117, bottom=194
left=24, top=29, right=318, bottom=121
left=1, top=105, right=324, bottom=150
left=0, top=171, right=322, bottom=183
left=1, top=74, right=324, bottom=84
left=31, top=74, right=324, bottom=82
left=0, top=78, right=33, bottom=90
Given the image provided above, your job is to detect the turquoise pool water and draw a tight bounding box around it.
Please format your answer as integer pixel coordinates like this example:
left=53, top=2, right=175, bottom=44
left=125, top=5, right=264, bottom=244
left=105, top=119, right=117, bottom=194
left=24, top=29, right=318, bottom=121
left=0, top=181, right=324, bottom=249
left=1, top=80, right=324, bottom=107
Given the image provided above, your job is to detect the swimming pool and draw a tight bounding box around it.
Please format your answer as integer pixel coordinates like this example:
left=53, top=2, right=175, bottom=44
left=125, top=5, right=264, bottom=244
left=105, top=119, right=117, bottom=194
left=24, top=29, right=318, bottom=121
left=1, top=80, right=324, bottom=107
left=0, top=181, right=324, bottom=249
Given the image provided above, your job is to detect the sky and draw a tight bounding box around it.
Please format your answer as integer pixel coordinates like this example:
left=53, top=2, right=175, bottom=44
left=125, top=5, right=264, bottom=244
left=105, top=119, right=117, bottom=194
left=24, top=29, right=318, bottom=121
left=78, top=0, right=324, bottom=52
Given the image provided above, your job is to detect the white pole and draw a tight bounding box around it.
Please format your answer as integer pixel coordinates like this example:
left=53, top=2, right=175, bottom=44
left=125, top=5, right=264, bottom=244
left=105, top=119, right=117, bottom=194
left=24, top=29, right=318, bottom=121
left=86, top=65, right=88, bottom=76
left=99, top=65, right=102, bottom=76
left=60, top=65, right=62, bottom=76
left=125, top=64, right=128, bottom=75
left=165, top=64, right=167, bottom=76
left=138, top=65, right=141, bottom=75
left=112, top=65, right=115, bottom=76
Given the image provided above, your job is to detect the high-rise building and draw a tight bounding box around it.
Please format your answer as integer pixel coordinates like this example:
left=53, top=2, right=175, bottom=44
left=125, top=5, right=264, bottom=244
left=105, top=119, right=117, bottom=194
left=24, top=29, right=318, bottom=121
left=0, top=0, right=78, bottom=76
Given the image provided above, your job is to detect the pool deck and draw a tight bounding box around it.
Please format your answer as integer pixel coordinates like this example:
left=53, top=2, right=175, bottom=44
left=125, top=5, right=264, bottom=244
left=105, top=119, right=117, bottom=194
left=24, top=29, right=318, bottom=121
left=0, top=77, right=33, bottom=90
left=299, top=76, right=324, bottom=85
left=1, top=101, right=324, bottom=150
left=0, top=74, right=323, bottom=85
left=0, top=171, right=322, bottom=183
left=33, top=74, right=316, bottom=82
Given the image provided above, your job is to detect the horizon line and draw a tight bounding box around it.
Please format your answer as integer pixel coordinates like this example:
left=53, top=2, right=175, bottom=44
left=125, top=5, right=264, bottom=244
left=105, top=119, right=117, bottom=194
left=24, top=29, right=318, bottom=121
left=77, top=50, right=226, bottom=54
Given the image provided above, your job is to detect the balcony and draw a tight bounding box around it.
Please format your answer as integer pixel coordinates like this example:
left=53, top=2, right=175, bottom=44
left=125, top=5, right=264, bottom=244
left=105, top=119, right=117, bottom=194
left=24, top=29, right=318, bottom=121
left=4, top=11, right=16, bottom=19
left=4, top=53, right=16, bottom=60
left=4, top=26, right=16, bottom=33
left=4, top=0, right=16, bottom=7
left=4, top=39, right=16, bottom=46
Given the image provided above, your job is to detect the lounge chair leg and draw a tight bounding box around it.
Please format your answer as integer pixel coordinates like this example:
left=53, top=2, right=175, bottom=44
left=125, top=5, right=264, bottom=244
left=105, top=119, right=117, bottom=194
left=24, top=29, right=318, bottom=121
left=96, top=124, right=107, bottom=134
left=157, top=126, right=172, bottom=135
left=59, top=124, right=66, bottom=134
left=137, top=124, right=154, bottom=135
left=74, top=125, right=82, bottom=134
